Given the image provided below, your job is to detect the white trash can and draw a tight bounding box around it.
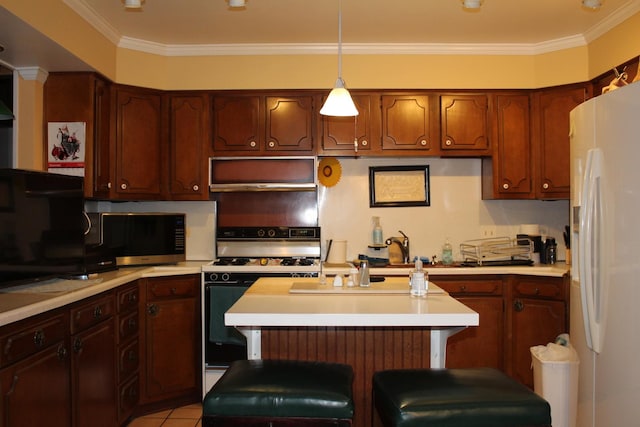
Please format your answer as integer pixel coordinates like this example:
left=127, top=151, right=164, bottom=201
left=530, top=342, right=579, bottom=427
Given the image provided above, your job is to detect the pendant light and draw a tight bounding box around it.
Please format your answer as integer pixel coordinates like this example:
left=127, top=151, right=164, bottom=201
left=320, top=0, right=358, bottom=117
left=582, top=0, right=602, bottom=9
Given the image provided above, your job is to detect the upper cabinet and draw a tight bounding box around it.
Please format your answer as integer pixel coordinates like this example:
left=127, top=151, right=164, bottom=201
left=318, top=92, right=380, bottom=155
left=112, top=86, right=164, bottom=200
left=380, top=94, right=439, bottom=155
left=439, top=94, right=491, bottom=156
left=531, top=84, right=591, bottom=199
left=166, top=93, right=210, bottom=200
left=212, top=93, right=316, bottom=155
left=44, top=73, right=111, bottom=199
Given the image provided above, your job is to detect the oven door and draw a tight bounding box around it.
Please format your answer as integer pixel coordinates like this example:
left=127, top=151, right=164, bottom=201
left=204, top=279, right=251, bottom=368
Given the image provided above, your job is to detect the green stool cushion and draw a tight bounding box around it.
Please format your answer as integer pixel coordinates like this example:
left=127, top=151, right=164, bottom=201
left=373, top=367, right=551, bottom=427
left=203, top=359, right=354, bottom=420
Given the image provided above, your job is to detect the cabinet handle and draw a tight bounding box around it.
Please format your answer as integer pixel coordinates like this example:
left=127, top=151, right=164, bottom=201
left=192, top=184, right=199, bottom=191
left=57, top=345, right=68, bottom=361
left=542, top=183, right=549, bottom=189
left=93, top=306, right=103, bottom=319
left=120, top=183, right=127, bottom=190
left=147, top=304, right=159, bottom=316
left=249, top=141, right=257, bottom=147
left=459, top=285, right=467, bottom=292
left=107, top=182, right=112, bottom=189
left=445, top=139, right=453, bottom=146
left=268, top=141, right=276, bottom=148
left=73, top=338, right=83, bottom=353
left=503, top=183, right=510, bottom=190
left=33, top=330, right=45, bottom=348
left=420, top=140, right=427, bottom=146
left=513, top=299, right=524, bottom=312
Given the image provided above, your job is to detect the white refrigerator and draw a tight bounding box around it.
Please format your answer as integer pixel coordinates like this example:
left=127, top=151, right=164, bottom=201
left=569, top=81, right=640, bottom=427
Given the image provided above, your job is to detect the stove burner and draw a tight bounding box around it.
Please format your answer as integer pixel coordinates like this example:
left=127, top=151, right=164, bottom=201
left=214, top=258, right=250, bottom=266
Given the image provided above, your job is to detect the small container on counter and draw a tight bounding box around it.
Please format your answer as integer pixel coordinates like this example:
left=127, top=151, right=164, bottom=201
left=358, top=260, right=370, bottom=287
left=410, top=259, right=427, bottom=297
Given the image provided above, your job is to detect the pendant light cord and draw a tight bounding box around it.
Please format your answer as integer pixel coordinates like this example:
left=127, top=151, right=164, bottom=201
left=337, top=0, right=343, bottom=80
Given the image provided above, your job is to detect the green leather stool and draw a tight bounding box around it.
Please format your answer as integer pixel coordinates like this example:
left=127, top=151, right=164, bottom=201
left=373, top=368, right=551, bottom=427
left=203, top=359, right=354, bottom=427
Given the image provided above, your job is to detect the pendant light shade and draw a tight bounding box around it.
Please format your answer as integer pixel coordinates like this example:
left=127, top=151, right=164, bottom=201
left=582, top=0, right=602, bottom=9
left=320, top=0, right=358, bottom=117
left=0, top=100, right=13, bottom=121
left=124, top=0, right=142, bottom=9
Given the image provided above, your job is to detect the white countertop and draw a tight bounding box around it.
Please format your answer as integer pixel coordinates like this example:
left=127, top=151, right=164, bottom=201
left=0, top=261, right=209, bottom=327
left=225, top=277, right=479, bottom=328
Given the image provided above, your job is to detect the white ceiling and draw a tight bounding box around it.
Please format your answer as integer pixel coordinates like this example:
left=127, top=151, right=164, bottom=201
left=1, top=0, right=640, bottom=72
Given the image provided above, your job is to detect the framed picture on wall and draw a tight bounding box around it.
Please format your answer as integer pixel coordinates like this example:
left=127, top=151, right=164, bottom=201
left=369, top=165, right=430, bottom=207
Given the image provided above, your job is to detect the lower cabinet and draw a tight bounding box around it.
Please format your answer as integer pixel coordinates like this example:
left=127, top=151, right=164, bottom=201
left=438, top=274, right=568, bottom=389
left=139, top=275, right=201, bottom=408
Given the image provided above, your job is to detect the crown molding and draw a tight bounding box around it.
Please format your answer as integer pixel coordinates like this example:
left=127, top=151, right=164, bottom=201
left=67, top=0, right=640, bottom=58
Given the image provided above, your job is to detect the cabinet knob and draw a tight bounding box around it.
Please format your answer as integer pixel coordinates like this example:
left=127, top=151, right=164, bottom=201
left=268, top=141, right=276, bottom=148
left=120, top=183, right=127, bottom=190
left=361, top=140, right=368, bottom=147
left=542, top=183, right=549, bottom=189
left=249, top=141, right=257, bottom=147
left=420, top=140, right=427, bottom=146
left=513, top=299, right=524, bottom=312
left=147, top=304, right=159, bottom=316
left=107, top=182, right=112, bottom=189
left=503, top=183, right=510, bottom=190
left=192, top=184, right=199, bottom=191
left=33, top=330, right=45, bottom=347
left=57, top=345, right=68, bottom=361
left=93, top=306, right=103, bottom=319
left=459, top=285, right=467, bottom=292
left=73, top=337, right=83, bottom=353
left=445, top=139, right=453, bottom=146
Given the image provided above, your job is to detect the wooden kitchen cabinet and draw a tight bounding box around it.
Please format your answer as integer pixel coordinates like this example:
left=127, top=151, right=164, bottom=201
left=507, top=275, right=569, bottom=389
left=212, top=93, right=316, bottom=155
left=70, top=293, right=117, bottom=427
left=0, top=310, right=70, bottom=427
left=116, top=282, right=140, bottom=423
left=318, top=92, right=381, bottom=155
left=437, top=277, right=504, bottom=370
left=44, top=72, right=112, bottom=198
left=482, top=93, right=533, bottom=199
left=531, top=84, right=590, bottom=199
left=139, top=275, right=201, bottom=408
left=439, top=94, right=491, bottom=156
left=166, top=93, right=210, bottom=200
left=111, top=85, right=164, bottom=199
left=380, top=94, right=439, bottom=154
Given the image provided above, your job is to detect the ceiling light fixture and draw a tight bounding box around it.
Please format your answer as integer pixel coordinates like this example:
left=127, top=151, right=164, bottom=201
left=462, top=0, right=483, bottom=9
left=124, top=0, right=143, bottom=10
left=320, top=0, right=358, bottom=117
left=582, top=0, right=602, bottom=9
left=0, top=100, right=14, bottom=121
left=228, top=0, right=246, bottom=7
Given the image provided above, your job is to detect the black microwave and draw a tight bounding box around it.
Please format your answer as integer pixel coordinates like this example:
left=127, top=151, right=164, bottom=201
left=86, top=213, right=186, bottom=266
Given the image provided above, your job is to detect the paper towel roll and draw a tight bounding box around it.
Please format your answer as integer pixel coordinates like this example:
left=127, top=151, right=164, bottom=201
left=327, top=240, right=347, bottom=264
left=520, top=224, right=540, bottom=235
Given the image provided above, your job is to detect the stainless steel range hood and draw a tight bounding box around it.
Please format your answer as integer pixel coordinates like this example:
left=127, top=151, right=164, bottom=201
left=209, top=157, right=317, bottom=193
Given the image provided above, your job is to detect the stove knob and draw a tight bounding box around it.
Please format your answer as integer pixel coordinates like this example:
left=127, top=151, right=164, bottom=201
left=209, top=273, right=219, bottom=282
left=257, top=229, right=265, bottom=237
left=267, top=229, right=276, bottom=237
left=260, top=258, right=269, bottom=266
left=221, top=273, right=230, bottom=282
left=291, top=273, right=300, bottom=278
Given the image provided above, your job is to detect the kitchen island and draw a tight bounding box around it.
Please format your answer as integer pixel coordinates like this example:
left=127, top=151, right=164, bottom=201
left=225, top=277, right=479, bottom=427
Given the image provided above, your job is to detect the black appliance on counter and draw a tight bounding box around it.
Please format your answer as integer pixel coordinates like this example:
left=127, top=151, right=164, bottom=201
left=0, top=169, right=115, bottom=289
left=202, top=226, right=321, bottom=368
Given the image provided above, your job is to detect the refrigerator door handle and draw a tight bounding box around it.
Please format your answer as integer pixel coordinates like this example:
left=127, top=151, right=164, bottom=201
left=579, top=148, right=606, bottom=354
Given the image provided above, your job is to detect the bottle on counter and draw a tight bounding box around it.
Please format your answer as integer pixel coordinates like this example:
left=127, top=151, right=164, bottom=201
left=410, top=258, right=427, bottom=297
left=372, top=216, right=383, bottom=245
left=545, top=238, right=557, bottom=264
left=442, top=238, right=453, bottom=265
left=358, top=260, right=370, bottom=287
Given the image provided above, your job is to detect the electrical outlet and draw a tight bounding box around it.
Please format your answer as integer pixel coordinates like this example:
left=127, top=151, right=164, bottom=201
left=481, top=226, right=497, bottom=238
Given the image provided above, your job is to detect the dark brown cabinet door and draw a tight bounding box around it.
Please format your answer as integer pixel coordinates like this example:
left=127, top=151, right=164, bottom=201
left=483, top=93, right=533, bottom=199
left=440, top=94, right=490, bottom=155
left=141, top=275, right=201, bottom=405
left=72, top=319, right=117, bottom=427
left=113, top=87, right=163, bottom=199
left=446, top=297, right=504, bottom=369
left=319, top=93, right=379, bottom=154
left=167, top=94, right=210, bottom=200
left=0, top=344, right=70, bottom=427
left=212, top=95, right=262, bottom=152
left=510, top=298, right=566, bottom=388
left=265, top=95, right=314, bottom=152
left=532, top=85, right=589, bottom=199
left=381, top=94, right=437, bottom=153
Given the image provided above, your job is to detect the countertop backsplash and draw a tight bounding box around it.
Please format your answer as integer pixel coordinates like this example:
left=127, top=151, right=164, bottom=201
left=87, top=157, right=569, bottom=264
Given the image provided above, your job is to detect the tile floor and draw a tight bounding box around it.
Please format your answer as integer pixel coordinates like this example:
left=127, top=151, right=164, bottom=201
left=127, top=403, right=202, bottom=427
